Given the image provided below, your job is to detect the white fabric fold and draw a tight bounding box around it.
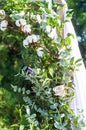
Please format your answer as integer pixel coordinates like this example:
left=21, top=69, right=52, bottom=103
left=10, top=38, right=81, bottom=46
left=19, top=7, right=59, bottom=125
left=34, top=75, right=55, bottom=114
left=62, top=0, right=86, bottom=129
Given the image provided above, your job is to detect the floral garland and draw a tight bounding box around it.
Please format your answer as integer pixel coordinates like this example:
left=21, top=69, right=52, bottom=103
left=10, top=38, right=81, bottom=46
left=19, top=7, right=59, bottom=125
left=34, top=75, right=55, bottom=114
left=0, top=0, right=85, bottom=129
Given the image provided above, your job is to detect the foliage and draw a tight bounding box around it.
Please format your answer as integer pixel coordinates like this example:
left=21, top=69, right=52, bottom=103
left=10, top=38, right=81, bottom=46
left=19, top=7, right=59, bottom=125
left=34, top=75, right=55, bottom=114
left=0, top=0, right=85, bottom=129
left=66, top=0, right=86, bottom=66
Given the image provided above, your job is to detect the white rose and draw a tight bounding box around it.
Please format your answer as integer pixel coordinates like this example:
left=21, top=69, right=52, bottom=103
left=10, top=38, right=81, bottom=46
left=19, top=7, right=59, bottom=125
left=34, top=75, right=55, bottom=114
left=23, top=36, right=32, bottom=47
left=0, top=20, right=8, bottom=31
left=46, top=25, right=51, bottom=33
left=48, top=27, right=57, bottom=40
left=32, top=34, right=40, bottom=43
left=26, top=35, right=33, bottom=43
left=22, top=24, right=31, bottom=33
left=0, top=10, right=6, bottom=20
left=23, top=39, right=29, bottom=47
left=15, top=18, right=26, bottom=27
left=37, top=47, right=44, bottom=57
left=37, top=14, right=42, bottom=23
left=53, top=85, right=65, bottom=97
left=19, top=11, right=25, bottom=16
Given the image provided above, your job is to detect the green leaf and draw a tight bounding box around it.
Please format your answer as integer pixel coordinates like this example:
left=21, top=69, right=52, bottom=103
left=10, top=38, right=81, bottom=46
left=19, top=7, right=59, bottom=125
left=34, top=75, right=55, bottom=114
left=50, top=103, right=58, bottom=110
left=70, top=57, right=74, bottom=65
left=75, top=58, right=82, bottom=64
left=42, top=78, right=51, bottom=88
left=11, top=84, right=18, bottom=92
left=49, top=67, right=54, bottom=77
left=19, top=125, right=24, bottom=130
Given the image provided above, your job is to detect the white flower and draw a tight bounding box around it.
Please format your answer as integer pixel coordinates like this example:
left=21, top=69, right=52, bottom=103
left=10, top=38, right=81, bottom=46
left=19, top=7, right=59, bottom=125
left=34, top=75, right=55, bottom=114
left=26, top=35, right=33, bottom=43
left=37, top=14, right=42, bottom=23
left=0, top=10, right=6, bottom=20
left=48, top=27, right=57, bottom=40
left=46, top=25, right=51, bottom=33
left=37, top=47, right=44, bottom=57
left=19, top=11, right=25, bottom=16
left=32, top=34, right=40, bottom=43
left=23, top=36, right=32, bottom=47
left=25, top=105, right=30, bottom=115
left=0, top=20, right=8, bottom=31
left=23, top=39, right=29, bottom=48
left=23, top=34, right=40, bottom=47
left=22, top=24, right=31, bottom=33
left=53, top=85, right=65, bottom=97
left=15, top=18, right=26, bottom=27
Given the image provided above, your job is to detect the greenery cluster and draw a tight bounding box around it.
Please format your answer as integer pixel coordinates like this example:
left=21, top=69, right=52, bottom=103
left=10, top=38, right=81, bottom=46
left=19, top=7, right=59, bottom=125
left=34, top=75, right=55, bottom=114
left=0, top=0, right=85, bottom=129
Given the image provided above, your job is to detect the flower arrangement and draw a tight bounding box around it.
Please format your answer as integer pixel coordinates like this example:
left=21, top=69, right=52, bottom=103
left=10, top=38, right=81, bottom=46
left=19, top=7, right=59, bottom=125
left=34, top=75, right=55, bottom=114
left=0, top=0, right=85, bottom=129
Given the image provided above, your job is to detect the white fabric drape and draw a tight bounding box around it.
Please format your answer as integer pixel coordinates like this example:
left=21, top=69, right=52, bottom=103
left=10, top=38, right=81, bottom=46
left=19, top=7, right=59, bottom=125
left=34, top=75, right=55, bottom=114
left=62, top=0, right=86, bottom=129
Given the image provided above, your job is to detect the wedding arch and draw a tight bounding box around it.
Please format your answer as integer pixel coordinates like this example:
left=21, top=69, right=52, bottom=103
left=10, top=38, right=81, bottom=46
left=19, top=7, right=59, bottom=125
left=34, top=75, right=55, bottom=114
left=0, top=0, right=86, bottom=129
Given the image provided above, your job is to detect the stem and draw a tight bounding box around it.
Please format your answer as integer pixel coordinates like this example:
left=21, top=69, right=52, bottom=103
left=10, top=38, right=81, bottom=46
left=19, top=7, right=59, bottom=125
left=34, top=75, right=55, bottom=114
left=5, top=16, right=30, bottom=36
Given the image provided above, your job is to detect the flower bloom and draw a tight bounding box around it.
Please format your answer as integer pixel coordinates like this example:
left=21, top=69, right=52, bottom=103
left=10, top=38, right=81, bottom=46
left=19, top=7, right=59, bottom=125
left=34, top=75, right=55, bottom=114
left=22, top=24, right=31, bottom=33
left=23, top=34, right=40, bottom=47
left=37, top=47, right=44, bottom=57
left=46, top=25, right=51, bottom=33
left=25, top=105, right=30, bottom=115
left=53, top=85, right=65, bottom=97
left=19, top=11, right=25, bottom=17
left=32, top=34, right=40, bottom=42
left=0, top=10, right=6, bottom=20
left=37, top=14, right=42, bottom=23
left=0, top=20, right=8, bottom=31
left=15, top=18, right=26, bottom=27
left=48, top=27, right=58, bottom=40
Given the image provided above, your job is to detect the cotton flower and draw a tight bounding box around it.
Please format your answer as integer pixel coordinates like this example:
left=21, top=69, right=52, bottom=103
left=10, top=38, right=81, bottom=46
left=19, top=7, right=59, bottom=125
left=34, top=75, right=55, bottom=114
left=46, top=25, right=51, bottom=33
left=0, top=10, right=6, bottom=20
left=48, top=27, right=58, bottom=40
left=53, top=85, right=65, bottom=97
left=37, top=14, right=42, bottom=23
left=37, top=47, right=44, bottom=57
left=22, top=24, right=31, bottom=33
left=15, top=18, right=26, bottom=27
left=0, top=20, right=8, bottom=31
